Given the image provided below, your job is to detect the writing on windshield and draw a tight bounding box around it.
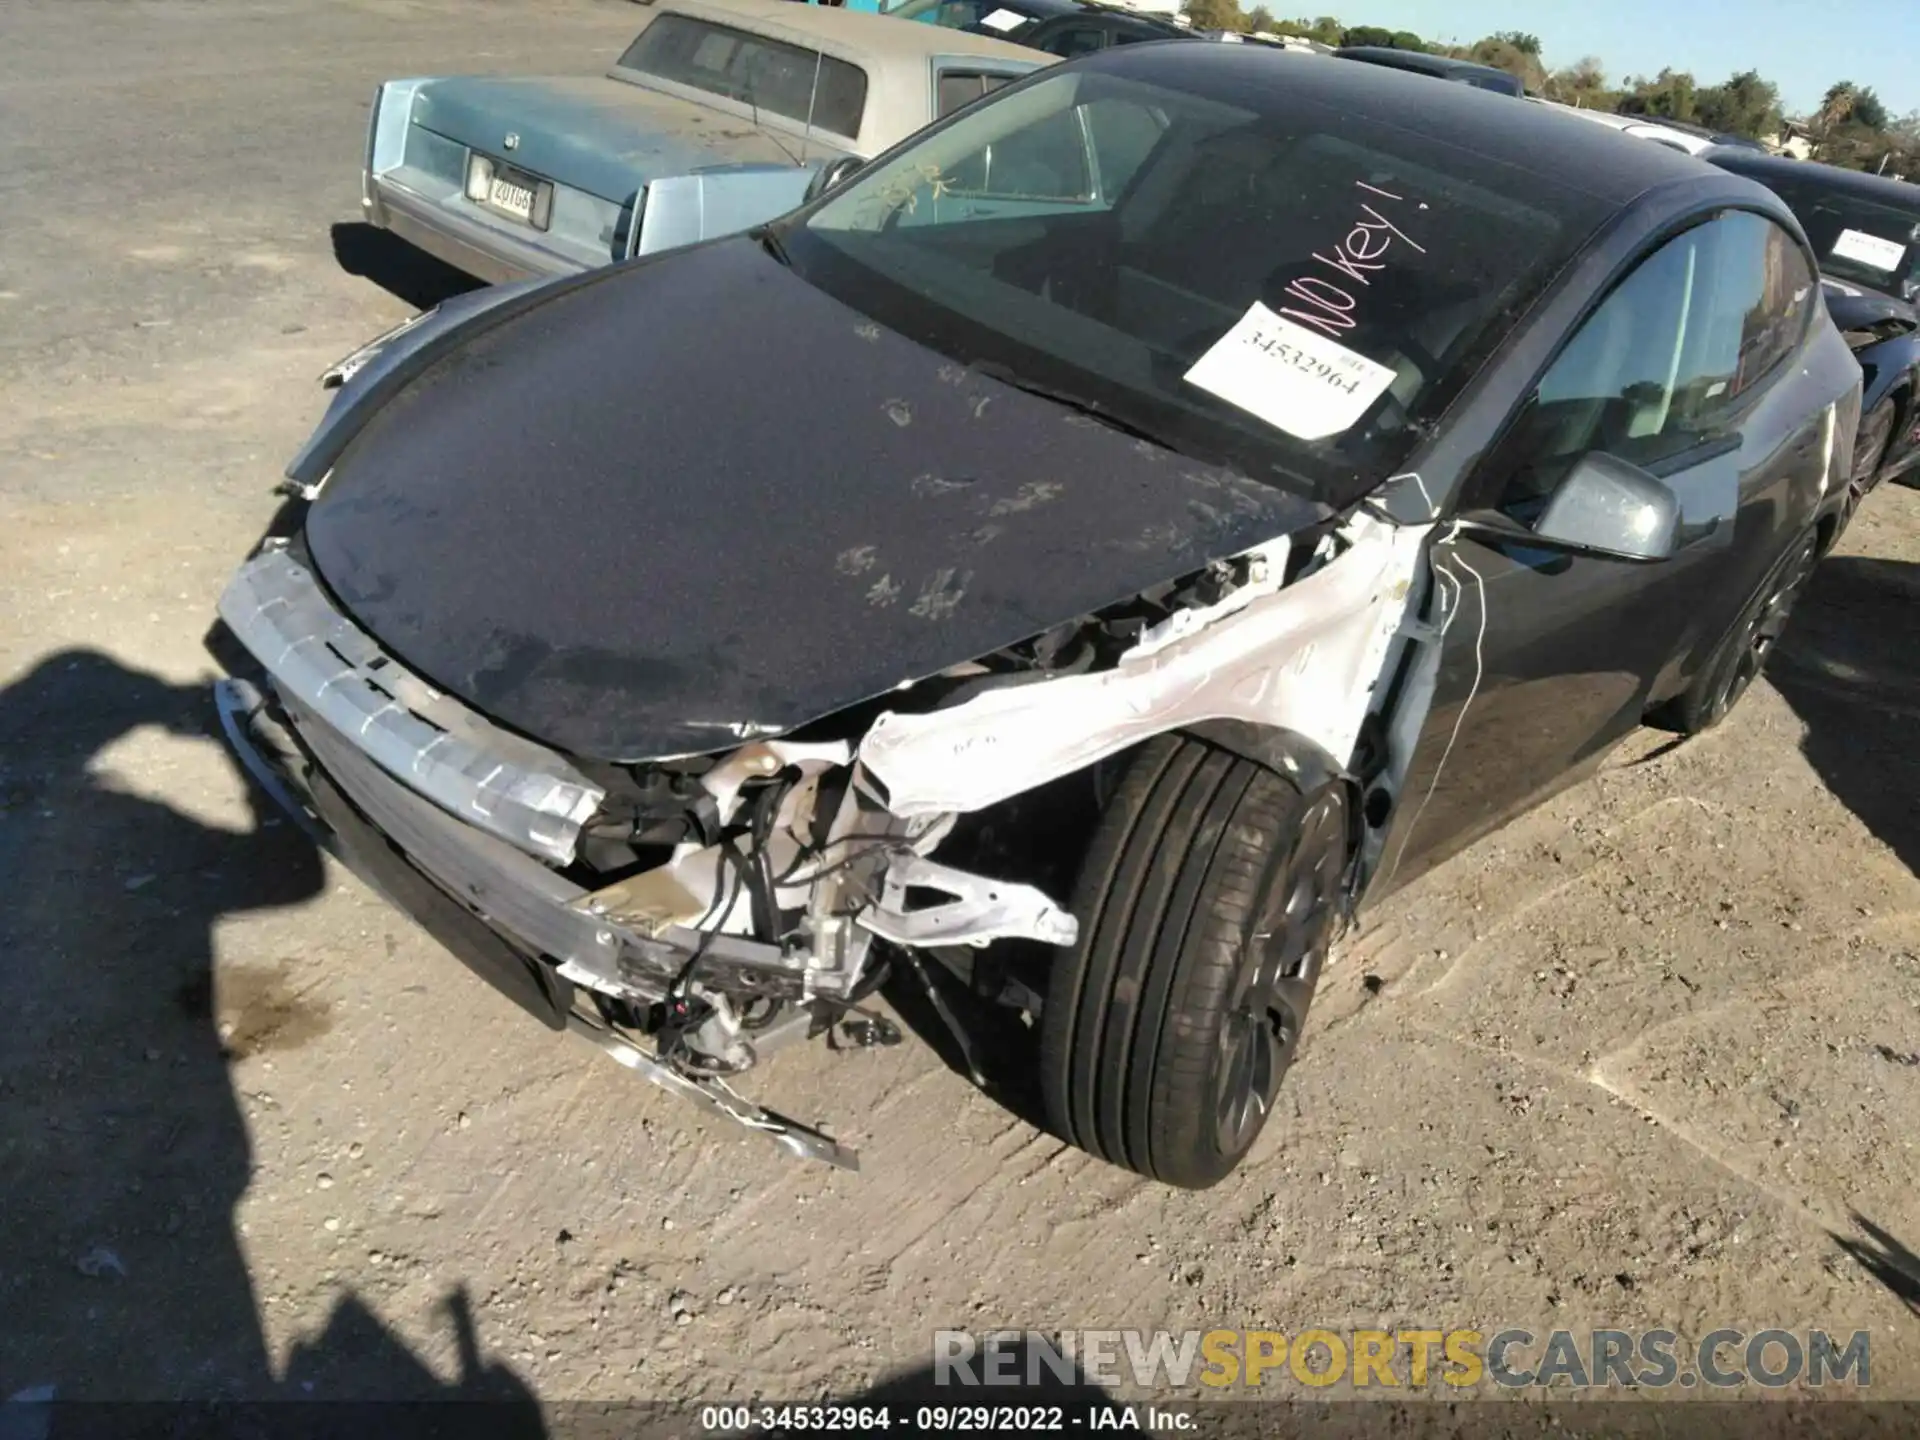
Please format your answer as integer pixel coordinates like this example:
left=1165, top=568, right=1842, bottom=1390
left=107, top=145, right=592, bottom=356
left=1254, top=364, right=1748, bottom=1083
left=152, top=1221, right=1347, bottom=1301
left=1281, top=180, right=1430, bottom=339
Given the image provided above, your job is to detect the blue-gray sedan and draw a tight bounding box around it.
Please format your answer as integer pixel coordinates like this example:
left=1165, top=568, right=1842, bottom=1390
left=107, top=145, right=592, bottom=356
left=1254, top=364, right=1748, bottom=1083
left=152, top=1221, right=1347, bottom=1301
left=362, top=0, right=1051, bottom=281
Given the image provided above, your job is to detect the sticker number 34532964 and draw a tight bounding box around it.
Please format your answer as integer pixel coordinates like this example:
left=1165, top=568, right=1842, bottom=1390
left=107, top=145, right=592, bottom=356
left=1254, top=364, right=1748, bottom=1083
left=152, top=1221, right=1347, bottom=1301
left=1183, top=301, right=1398, bottom=442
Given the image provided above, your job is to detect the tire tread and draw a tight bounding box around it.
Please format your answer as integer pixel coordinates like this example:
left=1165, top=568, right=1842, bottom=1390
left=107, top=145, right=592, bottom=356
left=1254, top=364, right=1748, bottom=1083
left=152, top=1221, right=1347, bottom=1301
left=1041, top=734, right=1327, bottom=1187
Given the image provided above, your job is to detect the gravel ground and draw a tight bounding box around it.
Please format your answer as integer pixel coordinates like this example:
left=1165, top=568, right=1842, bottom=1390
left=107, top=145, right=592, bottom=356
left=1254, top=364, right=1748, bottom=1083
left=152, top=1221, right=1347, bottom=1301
left=2, top=0, right=1917, bottom=1422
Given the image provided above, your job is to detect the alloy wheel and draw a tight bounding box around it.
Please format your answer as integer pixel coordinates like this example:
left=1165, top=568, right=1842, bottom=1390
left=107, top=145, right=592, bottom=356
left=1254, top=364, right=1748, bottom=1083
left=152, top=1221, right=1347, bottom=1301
left=1844, top=401, right=1897, bottom=524
left=1212, top=789, right=1348, bottom=1155
left=1705, top=535, right=1819, bottom=724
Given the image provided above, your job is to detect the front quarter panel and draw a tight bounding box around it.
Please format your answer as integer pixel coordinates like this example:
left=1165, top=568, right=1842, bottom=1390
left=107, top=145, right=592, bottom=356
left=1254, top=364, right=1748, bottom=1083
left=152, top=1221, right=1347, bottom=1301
left=286, top=271, right=596, bottom=489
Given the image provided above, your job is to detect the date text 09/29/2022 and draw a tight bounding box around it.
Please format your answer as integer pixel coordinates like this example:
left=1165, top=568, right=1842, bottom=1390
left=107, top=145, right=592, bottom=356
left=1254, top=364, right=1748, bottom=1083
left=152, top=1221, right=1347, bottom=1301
left=699, top=1404, right=1188, bottom=1432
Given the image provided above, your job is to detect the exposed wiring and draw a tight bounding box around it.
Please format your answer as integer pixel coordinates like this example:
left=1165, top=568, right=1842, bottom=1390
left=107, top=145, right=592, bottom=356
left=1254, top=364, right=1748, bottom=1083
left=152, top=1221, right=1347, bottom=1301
left=665, top=843, right=734, bottom=1006
left=667, top=774, right=797, bottom=1003
left=659, top=761, right=913, bottom=1059
left=772, top=833, right=909, bottom=887
left=748, top=776, right=786, bottom=939
left=666, top=815, right=903, bottom=1025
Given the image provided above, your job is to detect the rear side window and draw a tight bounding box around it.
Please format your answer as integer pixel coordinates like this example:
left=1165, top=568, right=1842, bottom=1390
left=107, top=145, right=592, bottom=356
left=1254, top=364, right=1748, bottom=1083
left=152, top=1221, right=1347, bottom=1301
left=618, top=15, right=868, bottom=138
left=937, top=69, right=1015, bottom=118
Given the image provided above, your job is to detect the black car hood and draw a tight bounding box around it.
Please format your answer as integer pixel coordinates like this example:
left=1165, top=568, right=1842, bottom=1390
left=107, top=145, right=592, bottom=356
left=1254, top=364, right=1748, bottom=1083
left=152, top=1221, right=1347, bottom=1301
left=306, top=238, right=1326, bottom=762
left=1820, top=276, right=1912, bottom=336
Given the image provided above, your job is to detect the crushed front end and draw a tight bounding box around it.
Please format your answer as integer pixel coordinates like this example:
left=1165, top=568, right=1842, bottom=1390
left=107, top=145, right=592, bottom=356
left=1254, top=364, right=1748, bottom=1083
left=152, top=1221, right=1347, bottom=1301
left=214, top=485, right=1428, bottom=1171
left=215, top=539, right=1091, bottom=1170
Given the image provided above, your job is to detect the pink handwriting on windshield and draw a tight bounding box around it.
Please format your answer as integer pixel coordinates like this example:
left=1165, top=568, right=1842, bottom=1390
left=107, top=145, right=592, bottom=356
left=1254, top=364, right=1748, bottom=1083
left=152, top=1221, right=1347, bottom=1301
left=1280, top=180, right=1427, bottom=340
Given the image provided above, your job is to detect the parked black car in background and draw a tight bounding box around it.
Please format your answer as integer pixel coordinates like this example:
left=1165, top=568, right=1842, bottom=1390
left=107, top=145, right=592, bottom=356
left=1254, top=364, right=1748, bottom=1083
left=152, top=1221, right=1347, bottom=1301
left=1707, top=147, right=1920, bottom=516
left=1004, top=1, right=1190, bottom=54
left=884, top=0, right=1192, bottom=55
left=215, top=47, right=1860, bottom=1188
left=1635, top=115, right=1768, bottom=152
left=1333, top=45, right=1525, bottom=96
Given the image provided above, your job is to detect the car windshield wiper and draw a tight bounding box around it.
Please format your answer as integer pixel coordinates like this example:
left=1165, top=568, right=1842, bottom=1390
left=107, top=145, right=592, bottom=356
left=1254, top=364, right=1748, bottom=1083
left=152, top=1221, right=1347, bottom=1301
left=968, top=360, right=1183, bottom=453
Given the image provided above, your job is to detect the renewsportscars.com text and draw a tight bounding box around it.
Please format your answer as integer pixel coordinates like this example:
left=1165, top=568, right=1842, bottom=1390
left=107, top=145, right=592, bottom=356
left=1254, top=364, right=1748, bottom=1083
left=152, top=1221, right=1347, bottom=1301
left=934, top=1327, right=1872, bottom=1390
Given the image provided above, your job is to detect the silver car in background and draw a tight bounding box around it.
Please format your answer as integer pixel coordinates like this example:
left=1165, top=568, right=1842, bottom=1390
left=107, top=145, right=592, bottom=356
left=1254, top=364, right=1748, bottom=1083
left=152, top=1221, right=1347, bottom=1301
left=360, top=0, right=1052, bottom=281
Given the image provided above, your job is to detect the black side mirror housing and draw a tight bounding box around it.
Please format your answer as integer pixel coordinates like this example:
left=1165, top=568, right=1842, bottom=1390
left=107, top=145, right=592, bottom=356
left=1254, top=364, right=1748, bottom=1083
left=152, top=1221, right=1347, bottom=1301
left=1533, top=452, right=1682, bottom=562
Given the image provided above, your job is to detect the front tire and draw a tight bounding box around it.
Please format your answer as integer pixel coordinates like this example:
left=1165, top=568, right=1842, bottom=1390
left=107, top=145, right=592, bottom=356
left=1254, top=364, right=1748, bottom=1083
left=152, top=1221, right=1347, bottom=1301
left=1039, top=735, right=1350, bottom=1188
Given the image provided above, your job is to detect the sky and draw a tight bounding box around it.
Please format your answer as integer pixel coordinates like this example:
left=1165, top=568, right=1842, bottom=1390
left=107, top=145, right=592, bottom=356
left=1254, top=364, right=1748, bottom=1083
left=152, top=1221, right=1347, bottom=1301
left=1342, top=0, right=1919, bottom=118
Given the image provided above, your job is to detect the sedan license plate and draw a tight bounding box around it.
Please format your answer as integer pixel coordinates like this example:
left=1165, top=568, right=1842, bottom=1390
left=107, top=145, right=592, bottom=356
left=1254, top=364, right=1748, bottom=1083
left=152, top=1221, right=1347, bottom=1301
left=468, top=154, right=549, bottom=230
left=489, top=174, right=535, bottom=222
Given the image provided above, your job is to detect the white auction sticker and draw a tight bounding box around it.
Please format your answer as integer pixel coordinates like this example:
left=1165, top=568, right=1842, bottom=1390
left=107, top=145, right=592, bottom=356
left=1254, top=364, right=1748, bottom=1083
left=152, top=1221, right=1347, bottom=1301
left=976, top=6, right=1026, bottom=30
left=1831, top=228, right=1907, bottom=273
left=1183, top=302, right=1398, bottom=442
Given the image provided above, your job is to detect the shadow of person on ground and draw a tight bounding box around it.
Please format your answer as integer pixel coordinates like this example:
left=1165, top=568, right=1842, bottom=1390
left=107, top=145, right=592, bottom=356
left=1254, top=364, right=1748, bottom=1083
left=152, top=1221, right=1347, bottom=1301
left=0, top=649, right=543, bottom=1429
left=1834, top=1212, right=1920, bottom=1318
left=1770, top=554, right=1920, bottom=878
left=331, top=222, right=481, bottom=313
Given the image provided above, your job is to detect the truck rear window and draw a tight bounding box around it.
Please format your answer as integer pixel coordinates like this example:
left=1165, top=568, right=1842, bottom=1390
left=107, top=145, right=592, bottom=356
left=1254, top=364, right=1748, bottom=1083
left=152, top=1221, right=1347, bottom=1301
left=618, top=15, right=868, bottom=139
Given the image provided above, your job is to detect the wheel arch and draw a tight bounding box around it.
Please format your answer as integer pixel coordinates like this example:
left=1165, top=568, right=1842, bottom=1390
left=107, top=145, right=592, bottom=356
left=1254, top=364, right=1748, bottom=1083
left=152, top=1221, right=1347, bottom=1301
left=1817, top=506, right=1844, bottom=557
left=1179, top=718, right=1366, bottom=885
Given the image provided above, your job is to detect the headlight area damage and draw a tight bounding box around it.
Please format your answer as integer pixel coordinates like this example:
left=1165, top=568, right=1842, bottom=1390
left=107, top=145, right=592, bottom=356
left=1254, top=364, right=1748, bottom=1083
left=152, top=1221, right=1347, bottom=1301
left=216, top=495, right=1437, bottom=1171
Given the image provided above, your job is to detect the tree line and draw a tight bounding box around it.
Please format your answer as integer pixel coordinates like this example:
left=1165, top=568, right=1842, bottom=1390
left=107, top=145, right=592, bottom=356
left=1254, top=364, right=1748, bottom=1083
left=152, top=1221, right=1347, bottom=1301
left=1183, top=5, right=1920, bottom=176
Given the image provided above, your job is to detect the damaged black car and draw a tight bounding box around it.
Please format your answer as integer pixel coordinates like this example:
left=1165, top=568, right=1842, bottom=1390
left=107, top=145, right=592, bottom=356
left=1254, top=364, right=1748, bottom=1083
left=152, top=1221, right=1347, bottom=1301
left=216, top=45, right=1861, bottom=1187
left=1703, top=146, right=1920, bottom=524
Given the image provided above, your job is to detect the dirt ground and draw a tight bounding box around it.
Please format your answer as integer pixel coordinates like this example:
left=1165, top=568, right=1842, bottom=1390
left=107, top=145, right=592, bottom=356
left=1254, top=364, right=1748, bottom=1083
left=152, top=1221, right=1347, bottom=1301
left=3, top=0, right=1918, bottom=1422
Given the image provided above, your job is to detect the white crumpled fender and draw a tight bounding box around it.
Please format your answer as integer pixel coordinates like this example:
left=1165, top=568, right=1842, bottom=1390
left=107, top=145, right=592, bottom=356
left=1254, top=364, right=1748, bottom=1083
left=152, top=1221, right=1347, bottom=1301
left=858, top=511, right=1433, bottom=815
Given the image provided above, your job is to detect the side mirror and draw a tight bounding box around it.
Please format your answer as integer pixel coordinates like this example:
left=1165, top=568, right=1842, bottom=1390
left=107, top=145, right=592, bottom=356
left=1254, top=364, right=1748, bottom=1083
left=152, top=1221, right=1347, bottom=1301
left=1533, top=452, right=1681, bottom=562
left=804, top=155, right=867, bottom=203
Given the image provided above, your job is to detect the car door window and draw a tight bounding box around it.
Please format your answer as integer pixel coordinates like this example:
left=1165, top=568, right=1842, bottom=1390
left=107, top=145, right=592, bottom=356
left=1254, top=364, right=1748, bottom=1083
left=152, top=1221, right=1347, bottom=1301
left=936, top=68, right=1016, bottom=118
left=1491, top=212, right=1812, bottom=518
left=1043, top=24, right=1108, bottom=57
left=935, top=93, right=1166, bottom=206
left=943, top=105, right=1093, bottom=201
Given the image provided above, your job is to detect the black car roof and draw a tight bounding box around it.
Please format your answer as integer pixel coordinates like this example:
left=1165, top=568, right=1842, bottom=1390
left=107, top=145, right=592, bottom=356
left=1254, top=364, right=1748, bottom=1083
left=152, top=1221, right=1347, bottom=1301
left=992, top=0, right=1083, bottom=17
left=1704, top=147, right=1920, bottom=211
left=1086, top=43, right=1716, bottom=208
left=1333, top=45, right=1518, bottom=89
